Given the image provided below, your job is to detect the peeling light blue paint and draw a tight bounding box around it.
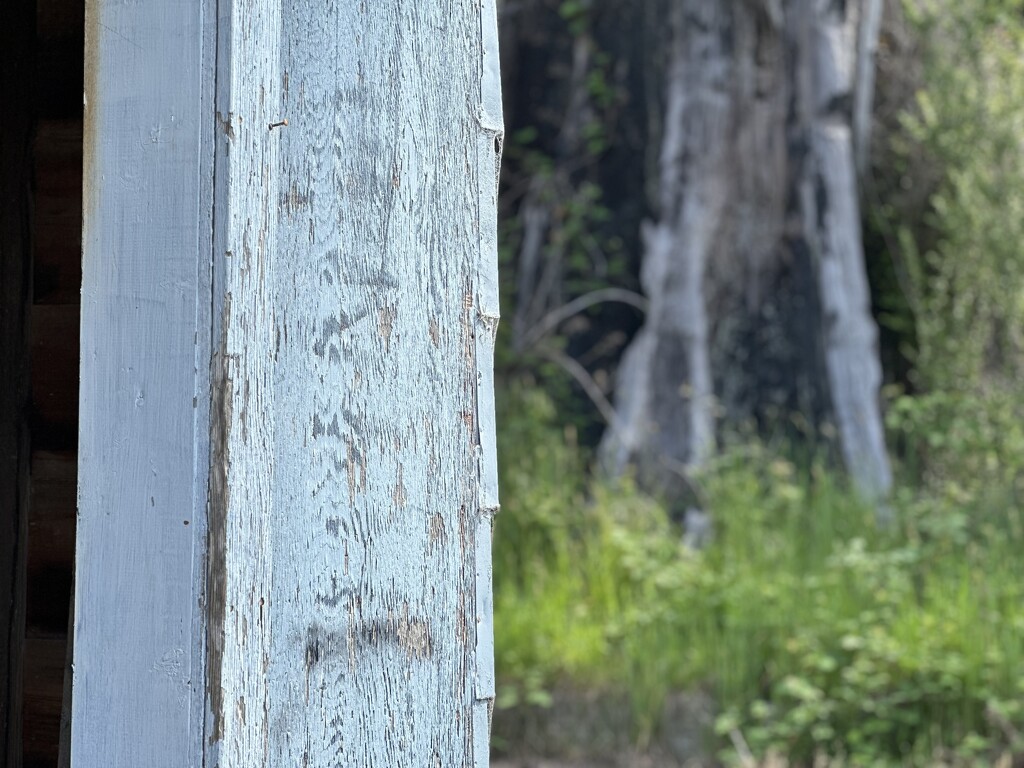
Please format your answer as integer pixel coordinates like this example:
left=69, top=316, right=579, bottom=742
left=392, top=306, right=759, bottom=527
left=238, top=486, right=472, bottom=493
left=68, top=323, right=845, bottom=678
left=75, top=0, right=502, bottom=765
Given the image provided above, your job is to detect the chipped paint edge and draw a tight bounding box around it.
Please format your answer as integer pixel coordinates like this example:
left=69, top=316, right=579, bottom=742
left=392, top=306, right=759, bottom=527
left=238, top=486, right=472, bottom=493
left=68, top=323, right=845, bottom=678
left=473, top=0, right=503, bottom=763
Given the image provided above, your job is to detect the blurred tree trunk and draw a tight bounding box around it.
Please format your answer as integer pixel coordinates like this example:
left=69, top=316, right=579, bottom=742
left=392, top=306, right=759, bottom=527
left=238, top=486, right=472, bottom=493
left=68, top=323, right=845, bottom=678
left=600, top=0, right=893, bottom=503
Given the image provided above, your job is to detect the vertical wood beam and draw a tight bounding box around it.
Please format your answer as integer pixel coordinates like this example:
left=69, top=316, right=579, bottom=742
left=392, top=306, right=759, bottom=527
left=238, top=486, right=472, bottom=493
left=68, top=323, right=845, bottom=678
left=75, top=0, right=502, bottom=765
left=72, top=0, right=214, bottom=763
left=207, top=1, right=503, bottom=764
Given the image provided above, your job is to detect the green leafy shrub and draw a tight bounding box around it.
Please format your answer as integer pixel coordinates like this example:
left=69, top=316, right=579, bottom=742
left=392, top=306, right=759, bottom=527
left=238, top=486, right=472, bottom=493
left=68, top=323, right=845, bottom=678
left=493, top=395, right=1024, bottom=764
left=883, top=0, right=1024, bottom=500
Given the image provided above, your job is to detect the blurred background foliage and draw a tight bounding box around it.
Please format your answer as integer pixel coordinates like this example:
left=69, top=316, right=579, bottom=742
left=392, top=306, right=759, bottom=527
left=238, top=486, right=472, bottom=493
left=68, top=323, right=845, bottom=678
left=491, top=0, right=1024, bottom=765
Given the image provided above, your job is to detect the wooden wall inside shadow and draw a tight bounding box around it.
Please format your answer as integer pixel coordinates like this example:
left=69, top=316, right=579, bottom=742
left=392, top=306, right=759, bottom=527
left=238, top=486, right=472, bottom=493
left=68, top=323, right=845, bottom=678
left=23, top=0, right=83, bottom=764
left=1, top=0, right=35, bottom=764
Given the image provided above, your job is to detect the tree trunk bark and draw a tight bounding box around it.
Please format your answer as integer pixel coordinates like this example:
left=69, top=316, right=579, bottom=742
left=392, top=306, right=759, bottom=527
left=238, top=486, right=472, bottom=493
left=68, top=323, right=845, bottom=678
left=599, top=2, right=725, bottom=486
left=802, top=0, right=893, bottom=502
left=602, top=0, right=892, bottom=504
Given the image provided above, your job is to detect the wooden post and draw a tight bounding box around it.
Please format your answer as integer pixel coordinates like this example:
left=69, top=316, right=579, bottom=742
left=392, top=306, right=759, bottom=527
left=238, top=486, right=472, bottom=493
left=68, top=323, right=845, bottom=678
left=74, top=0, right=213, bottom=762
left=74, top=1, right=502, bottom=765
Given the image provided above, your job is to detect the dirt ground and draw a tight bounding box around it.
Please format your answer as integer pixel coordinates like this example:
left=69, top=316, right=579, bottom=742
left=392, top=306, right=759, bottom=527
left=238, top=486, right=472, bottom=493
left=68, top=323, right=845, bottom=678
left=490, top=688, right=715, bottom=768
left=492, top=757, right=696, bottom=768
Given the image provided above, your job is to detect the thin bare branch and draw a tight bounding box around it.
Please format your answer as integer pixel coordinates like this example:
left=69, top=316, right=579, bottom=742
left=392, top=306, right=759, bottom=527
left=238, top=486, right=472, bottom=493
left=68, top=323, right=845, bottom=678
left=521, top=287, right=648, bottom=350
left=537, top=345, right=624, bottom=435
left=728, top=729, right=757, bottom=768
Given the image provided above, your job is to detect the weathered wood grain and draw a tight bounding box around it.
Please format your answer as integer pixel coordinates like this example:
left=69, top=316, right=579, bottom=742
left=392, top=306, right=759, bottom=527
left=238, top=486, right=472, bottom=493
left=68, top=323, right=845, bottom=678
left=76, top=0, right=502, bottom=765
left=208, top=1, right=503, bottom=764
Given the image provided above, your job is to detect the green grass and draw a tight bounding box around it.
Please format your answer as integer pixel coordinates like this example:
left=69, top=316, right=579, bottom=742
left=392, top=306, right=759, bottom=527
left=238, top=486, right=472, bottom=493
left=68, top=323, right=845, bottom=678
left=493, top=386, right=1024, bottom=766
